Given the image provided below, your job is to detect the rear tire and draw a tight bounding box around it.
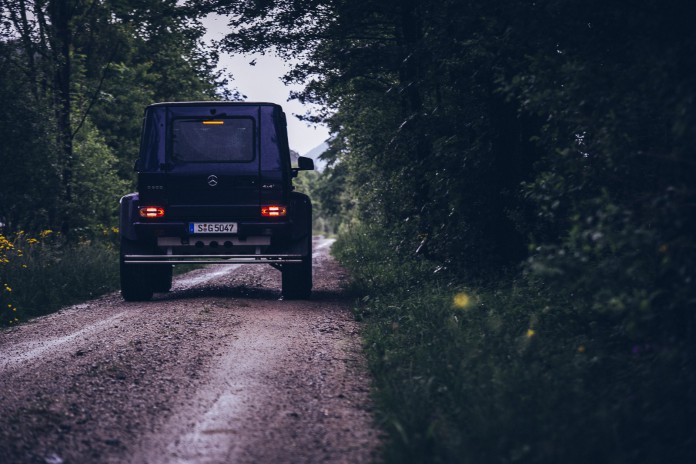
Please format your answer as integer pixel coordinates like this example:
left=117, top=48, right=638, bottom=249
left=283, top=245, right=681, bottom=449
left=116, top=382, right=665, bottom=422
left=120, top=237, right=154, bottom=301
left=151, top=265, right=173, bottom=293
left=120, top=261, right=154, bottom=301
left=282, top=236, right=312, bottom=300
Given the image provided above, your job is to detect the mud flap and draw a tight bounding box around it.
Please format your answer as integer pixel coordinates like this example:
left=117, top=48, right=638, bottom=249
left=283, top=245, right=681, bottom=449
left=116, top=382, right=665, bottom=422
left=119, top=193, right=139, bottom=241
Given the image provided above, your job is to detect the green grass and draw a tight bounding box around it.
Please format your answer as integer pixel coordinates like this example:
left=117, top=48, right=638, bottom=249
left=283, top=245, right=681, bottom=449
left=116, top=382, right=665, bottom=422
left=0, top=227, right=215, bottom=327
left=333, top=225, right=696, bottom=464
left=1, top=230, right=120, bottom=326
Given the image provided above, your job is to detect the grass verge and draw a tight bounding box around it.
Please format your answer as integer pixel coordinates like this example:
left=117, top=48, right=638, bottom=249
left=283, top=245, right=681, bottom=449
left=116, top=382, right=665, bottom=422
left=333, top=225, right=696, bottom=464
left=1, top=230, right=120, bottom=326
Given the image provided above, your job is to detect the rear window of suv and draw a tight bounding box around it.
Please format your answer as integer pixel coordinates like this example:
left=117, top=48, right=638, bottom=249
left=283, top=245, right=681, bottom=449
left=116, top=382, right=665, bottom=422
left=171, top=118, right=254, bottom=162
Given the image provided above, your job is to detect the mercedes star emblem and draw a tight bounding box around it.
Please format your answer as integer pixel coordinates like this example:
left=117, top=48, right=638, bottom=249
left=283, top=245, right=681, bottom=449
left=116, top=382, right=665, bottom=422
left=207, top=175, right=218, bottom=187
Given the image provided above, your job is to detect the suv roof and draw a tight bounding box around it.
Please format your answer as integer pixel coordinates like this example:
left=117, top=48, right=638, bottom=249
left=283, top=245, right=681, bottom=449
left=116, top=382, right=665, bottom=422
left=147, top=101, right=283, bottom=108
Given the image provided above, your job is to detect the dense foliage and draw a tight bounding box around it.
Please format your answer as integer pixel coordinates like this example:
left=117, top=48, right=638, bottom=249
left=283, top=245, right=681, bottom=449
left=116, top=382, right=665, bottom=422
left=0, top=0, right=228, bottom=324
left=0, top=229, right=120, bottom=326
left=207, top=0, right=696, bottom=461
left=0, top=0, right=227, bottom=235
left=2, top=0, right=695, bottom=459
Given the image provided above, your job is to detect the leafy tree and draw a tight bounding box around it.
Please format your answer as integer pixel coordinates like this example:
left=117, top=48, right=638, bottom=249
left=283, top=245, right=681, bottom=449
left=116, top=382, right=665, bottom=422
left=0, top=39, right=62, bottom=231
left=209, top=0, right=537, bottom=272
left=0, top=0, right=229, bottom=233
left=209, top=1, right=696, bottom=460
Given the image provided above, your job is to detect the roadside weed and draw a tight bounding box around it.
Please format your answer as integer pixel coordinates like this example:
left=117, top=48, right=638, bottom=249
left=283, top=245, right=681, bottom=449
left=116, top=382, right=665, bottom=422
left=0, top=230, right=119, bottom=326
left=334, top=225, right=696, bottom=464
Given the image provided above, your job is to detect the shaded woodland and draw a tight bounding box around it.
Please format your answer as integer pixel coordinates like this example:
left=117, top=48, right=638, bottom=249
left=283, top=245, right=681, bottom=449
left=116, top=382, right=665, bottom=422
left=1, top=1, right=695, bottom=462
left=204, top=0, right=696, bottom=461
left=0, top=0, right=228, bottom=234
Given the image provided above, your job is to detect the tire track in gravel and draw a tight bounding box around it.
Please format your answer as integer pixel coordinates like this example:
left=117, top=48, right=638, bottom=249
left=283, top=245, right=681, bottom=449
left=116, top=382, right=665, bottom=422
left=0, top=237, right=381, bottom=464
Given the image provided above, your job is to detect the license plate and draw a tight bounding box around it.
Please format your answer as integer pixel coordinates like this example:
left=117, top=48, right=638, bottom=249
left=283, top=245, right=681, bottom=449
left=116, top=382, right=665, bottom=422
left=189, top=222, right=238, bottom=234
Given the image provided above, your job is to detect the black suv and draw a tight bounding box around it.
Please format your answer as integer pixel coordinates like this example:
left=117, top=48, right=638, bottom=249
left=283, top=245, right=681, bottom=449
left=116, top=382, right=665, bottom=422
left=119, top=102, right=314, bottom=301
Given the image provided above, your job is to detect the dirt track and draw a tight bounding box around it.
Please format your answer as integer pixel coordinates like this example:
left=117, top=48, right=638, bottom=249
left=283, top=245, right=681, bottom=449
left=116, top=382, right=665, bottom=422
left=0, top=238, right=380, bottom=463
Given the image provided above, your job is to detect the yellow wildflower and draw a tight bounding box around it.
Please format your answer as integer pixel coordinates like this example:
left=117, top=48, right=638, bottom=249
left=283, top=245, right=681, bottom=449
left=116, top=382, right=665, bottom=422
left=526, top=328, right=536, bottom=338
left=453, top=292, right=471, bottom=309
left=40, top=229, right=53, bottom=238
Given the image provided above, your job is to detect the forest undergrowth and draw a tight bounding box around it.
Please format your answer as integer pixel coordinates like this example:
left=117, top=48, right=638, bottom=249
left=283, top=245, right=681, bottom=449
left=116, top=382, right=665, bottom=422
left=334, top=225, right=696, bottom=464
left=0, top=229, right=120, bottom=326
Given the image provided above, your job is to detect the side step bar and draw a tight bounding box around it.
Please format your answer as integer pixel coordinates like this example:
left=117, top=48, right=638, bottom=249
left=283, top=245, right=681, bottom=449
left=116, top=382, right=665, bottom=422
left=123, top=254, right=303, bottom=264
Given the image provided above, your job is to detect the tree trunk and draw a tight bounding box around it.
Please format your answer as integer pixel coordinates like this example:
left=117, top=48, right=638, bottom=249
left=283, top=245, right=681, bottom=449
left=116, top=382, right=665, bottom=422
left=47, top=0, right=73, bottom=234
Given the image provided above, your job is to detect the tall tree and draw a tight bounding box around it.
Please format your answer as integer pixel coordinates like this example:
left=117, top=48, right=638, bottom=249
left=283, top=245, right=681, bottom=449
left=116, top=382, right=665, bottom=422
left=211, top=0, right=535, bottom=270
left=0, top=0, right=228, bottom=233
left=210, top=0, right=696, bottom=334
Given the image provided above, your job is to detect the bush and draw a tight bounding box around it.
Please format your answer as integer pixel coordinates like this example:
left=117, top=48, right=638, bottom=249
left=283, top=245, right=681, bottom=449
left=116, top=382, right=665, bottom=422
left=335, top=223, right=696, bottom=464
left=0, top=230, right=119, bottom=326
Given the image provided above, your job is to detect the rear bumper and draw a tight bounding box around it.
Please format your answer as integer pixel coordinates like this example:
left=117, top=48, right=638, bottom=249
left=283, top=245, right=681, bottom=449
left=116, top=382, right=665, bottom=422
left=123, top=222, right=300, bottom=263
left=121, top=233, right=302, bottom=264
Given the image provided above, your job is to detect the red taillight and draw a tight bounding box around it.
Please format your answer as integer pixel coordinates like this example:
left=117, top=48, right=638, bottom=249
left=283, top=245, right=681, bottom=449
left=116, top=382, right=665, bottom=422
left=139, top=206, right=165, bottom=218
left=261, top=205, right=287, bottom=217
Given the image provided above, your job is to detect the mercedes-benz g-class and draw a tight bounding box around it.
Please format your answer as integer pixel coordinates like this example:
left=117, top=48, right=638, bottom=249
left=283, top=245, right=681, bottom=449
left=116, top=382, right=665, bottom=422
left=119, top=102, right=314, bottom=301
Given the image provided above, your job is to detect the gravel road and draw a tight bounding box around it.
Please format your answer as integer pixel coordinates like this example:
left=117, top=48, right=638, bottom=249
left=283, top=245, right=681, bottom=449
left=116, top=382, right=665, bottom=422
left=0, top=238, right=380, bottom=464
